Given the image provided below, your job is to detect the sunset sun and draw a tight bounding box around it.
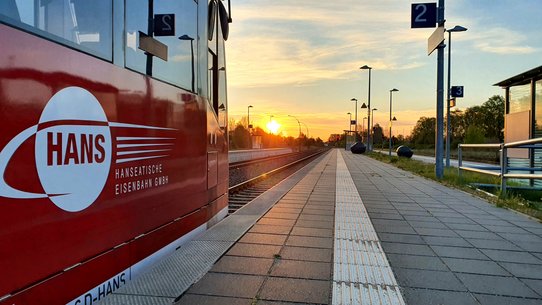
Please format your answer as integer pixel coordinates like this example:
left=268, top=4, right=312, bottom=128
left=266, top=120, right=281, bottom=134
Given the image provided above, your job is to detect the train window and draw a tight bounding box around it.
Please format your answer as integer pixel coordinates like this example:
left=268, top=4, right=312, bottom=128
left=217, top=41, right=227, bottom=122
left=0, top=0, right=113, bottom=60
left=125, top=0, right=198, bottom=91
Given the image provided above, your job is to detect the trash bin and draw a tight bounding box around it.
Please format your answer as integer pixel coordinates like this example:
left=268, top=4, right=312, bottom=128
left=396, top=145, right=413, bottom=158
left=350, top=142, right=366, bottom=154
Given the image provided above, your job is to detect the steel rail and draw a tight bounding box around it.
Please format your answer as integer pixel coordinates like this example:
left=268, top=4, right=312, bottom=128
left=229, top=150, right=326, bottom=193
left=229, top=151, right=307, bottom=169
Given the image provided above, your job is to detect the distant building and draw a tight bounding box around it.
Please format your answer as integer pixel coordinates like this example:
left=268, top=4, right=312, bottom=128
left=328, top=134, right=341, bottom=142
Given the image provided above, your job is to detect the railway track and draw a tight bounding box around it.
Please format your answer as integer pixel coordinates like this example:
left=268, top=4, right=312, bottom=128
left=227, top=149, right=328, bottom=214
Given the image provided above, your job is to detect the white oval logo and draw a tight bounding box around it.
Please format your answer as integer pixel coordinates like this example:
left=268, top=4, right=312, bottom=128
left=35, top=87, right=112, bottom=212
left=0, top=87, right=112, bottom=212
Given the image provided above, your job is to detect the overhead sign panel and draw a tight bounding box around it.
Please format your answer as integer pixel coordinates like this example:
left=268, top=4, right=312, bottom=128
left=139, top=31, right=168, bottom=61
left=427, top=26, right=445, bottom=55
left=154, top=14, right=175, bottom=36
left=451, top=86, right=464, bottom=98
left=411, top=3, right=437, bottom=28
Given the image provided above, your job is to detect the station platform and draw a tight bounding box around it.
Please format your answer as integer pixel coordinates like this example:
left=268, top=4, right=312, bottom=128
left=103, top=149, right=542, bottom=305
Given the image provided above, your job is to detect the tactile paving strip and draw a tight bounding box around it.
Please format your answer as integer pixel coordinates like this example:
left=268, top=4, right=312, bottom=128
left=332, top=152, right=405, bottom=305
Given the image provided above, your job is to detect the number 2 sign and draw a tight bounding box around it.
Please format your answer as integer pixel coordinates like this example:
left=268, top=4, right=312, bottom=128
left=154, top=14, right=175, bottom=36
left=411, top=3, right=437, bottom=28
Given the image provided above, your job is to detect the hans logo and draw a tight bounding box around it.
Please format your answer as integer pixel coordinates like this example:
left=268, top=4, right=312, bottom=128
left=0, top=87, right=112, bottom=212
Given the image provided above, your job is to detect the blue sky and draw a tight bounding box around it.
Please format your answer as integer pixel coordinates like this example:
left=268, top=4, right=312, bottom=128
left=226, top=0, right=542, bottom=139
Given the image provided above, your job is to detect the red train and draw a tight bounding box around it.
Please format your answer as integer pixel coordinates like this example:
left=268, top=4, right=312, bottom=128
left=0, top=0, right=231, bottom=304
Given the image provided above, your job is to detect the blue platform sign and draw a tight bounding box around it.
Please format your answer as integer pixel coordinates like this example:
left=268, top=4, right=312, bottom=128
left=411, top=3, right=437, bottom=28
left=451, top=86, right=464, bottom=98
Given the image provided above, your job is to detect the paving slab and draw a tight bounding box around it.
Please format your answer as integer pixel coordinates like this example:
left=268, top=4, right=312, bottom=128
left=260, top=277, right=330, bottom=304
left=176, top=295, right=252, bottom=305
left=386, top=253, right=448, bottom=271
left=270, top=259, right=331, bottom=280
left=280, top=246, right=333, bottom=262
left=480, top=249, right=542, bottom=264
left=238, top=233, right=288, bottom=246
left=210, top=256, right=274, bottom=275
left=393, top=268, right=467, bottom=291
left=456, top=273, right=539, bottom=297
left=441, top=257, right=511, bottom=276
left=187, top=273, right=265, bottom=298
left=402, top=288, right=480, bottom=305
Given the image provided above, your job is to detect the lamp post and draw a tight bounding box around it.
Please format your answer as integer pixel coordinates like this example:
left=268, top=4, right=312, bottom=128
left=347, top=112, right=352, bottom=133
left=360, top=65, right=372, bottom=150
left=288, top=115, right=301, bottom=151
left=301, top=121, right=309, bottom=138
left=288, top=115, right=301, bottom=138
left=362, top=117, right=367, bottom=136
left=350, top=98, right=358, bottom=141
left=361, top=103, right=368, bottom=143
left=178, top=34, right=195, bottom=92
left=389, top=88, right=399, bottom=156
left=446, top=25, right=467, bottom=167
left=247, top=105, right=253, bottom=148
left=247, top=105, right=253, bottom=129
left=371, top=108, right=377, bottom=135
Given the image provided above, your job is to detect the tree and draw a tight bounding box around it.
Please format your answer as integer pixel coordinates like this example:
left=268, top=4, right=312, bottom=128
left=372, top=124, right=383, bottom=143
left=480, top=95, right=505, bottom=142
left=411, top=117, right=436, bottom=146
left=464, top=125, right=485, bottom=144
left=231, top=124, right=250, bottom=149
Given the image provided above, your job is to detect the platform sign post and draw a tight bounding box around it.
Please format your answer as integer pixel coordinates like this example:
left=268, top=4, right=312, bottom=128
left=434, top=0, right=445, bottom=179
left=412, top=1, right=445, bottom=178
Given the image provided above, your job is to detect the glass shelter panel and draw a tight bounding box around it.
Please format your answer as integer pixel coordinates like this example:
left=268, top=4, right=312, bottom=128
left=509, top=83, right=531, bottom=114
left=536, top=80, right=542, bottom=132
left=0, top=0, right=113, bottom=60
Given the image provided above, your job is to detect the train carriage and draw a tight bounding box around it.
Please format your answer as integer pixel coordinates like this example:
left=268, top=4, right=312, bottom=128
left=0, top=0, right=231, bottom=303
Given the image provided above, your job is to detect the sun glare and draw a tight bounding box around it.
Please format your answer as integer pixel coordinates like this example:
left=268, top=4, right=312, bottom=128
left=267, top=120, right=280, bottom=134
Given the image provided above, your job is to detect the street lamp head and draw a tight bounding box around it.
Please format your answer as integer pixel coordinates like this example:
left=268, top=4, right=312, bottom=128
left=360, top=103, right=367, bottom=109
left=350, top=98, right=357, bottom=102
left=372, top=108, right=377, bottom=111
left=347, top=112, right=351, bottom=115
left=447, top=25, right=468, bottom=33
left=392, top=116, right=397, bottom=121
left=359, top=65, right=372, bottom=70
left=178, top=34, right=194, bottom=41
left=248, top=105, right=253, bottom=108
left=390, top=88, right=399, bottom=92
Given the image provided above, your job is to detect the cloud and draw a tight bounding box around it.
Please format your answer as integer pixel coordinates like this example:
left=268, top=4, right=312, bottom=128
left=471, top=27, right=537, bottom=54
left=227, top=1, right=429, bottom=88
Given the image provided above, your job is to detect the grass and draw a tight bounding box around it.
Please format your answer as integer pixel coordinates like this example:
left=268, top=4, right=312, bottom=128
left=412, top=148, right=500, bottom=164
left=367, top=152, right=542, bottom=221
